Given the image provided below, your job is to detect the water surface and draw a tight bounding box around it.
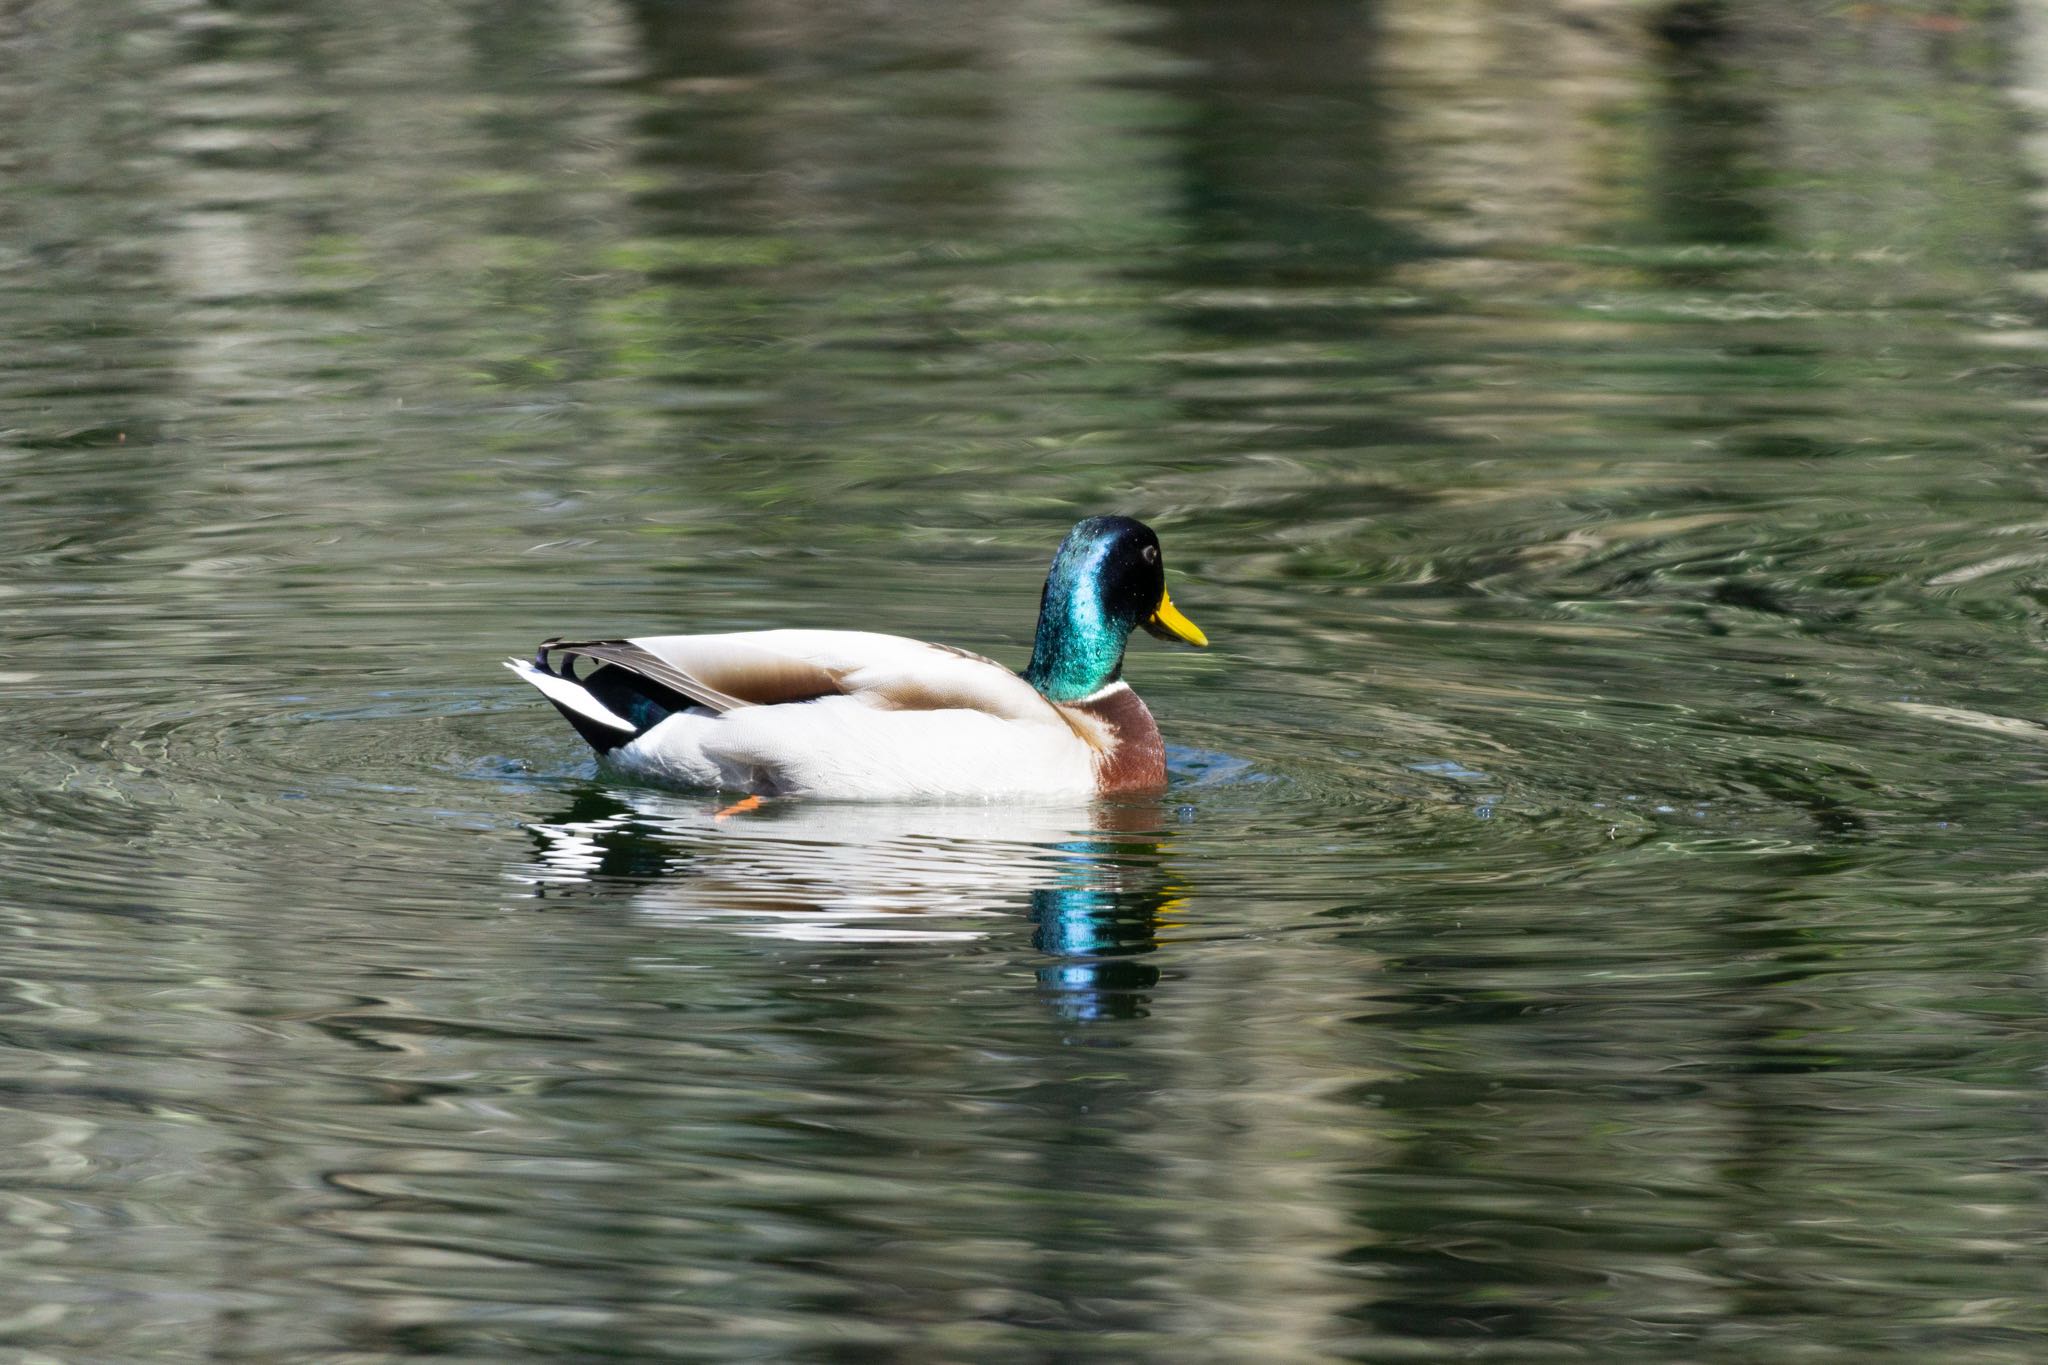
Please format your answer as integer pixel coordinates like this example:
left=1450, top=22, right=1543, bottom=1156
left=5, top=2, right=2048, bottom=1361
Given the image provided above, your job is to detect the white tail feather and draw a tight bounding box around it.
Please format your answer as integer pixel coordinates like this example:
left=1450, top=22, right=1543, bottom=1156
left=504, top=658, right=635, bottom=732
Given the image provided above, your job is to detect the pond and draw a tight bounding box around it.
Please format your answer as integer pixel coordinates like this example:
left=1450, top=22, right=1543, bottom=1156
left=4, top=1, right=2048, bottom=1360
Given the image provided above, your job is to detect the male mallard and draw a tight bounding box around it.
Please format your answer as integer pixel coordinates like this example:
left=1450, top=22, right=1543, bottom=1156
left=506, top=516, right=1208, bottom=801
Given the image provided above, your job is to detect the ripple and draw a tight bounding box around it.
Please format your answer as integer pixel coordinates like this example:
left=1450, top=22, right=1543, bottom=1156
left=3, top=5, right=2048, bottom=1360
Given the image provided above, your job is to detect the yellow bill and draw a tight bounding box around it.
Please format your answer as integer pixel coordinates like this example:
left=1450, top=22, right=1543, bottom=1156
left=1146, top=590, right=1209, bottom=648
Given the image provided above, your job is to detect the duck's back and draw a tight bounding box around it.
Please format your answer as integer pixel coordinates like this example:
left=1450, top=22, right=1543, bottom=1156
left=632, top=629, right=1057, bottom=722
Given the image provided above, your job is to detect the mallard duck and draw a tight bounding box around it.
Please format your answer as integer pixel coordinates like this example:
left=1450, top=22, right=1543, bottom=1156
left=506, top=516, right=1208, bottom=801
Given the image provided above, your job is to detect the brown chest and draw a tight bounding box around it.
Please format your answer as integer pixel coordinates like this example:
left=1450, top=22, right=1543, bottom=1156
left=1061, top=685, right=1167, bottom=795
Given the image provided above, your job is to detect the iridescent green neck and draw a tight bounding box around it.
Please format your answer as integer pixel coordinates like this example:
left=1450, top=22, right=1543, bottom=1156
left=1022, top=537, right=1128, bottom=703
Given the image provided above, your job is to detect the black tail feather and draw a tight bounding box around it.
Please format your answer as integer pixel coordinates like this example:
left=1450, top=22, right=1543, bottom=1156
left=532, top=648, right=696, bottom=757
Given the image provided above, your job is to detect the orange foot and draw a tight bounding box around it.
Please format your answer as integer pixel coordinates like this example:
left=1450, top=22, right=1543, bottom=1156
left=713, top=794, right=764, bottom=821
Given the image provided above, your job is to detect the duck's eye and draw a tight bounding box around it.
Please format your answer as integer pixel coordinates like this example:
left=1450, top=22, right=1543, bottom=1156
left=1142, top=544, right=1159, bottom=565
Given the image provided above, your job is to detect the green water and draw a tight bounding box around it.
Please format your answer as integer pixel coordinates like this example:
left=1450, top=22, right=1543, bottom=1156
left=6, top=1, right=2048, bottom=1360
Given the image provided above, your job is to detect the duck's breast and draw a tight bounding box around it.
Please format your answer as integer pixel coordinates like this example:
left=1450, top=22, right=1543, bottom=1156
left=1060, top=683, right=1167, bottom=795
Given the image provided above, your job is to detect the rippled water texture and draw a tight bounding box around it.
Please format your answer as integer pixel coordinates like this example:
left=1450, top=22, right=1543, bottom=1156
left=7, top=2, right=2048, bottom=1361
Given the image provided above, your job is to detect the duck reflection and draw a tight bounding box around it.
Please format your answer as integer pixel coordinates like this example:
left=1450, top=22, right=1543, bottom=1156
left=513, top=789, right=1184, bottom=1019
left=1029, top=837, right=1186, bottom=1021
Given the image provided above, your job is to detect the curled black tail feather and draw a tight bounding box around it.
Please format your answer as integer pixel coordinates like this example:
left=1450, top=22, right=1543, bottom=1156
left=531, top=641, right=698, bottom=756
left=539, top=638, right=747, bottom=712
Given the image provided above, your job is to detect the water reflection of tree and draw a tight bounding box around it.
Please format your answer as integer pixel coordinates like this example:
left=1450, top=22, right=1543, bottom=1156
left=1137, top=0, right=1438, bottom=472
left=9, top=0, right=2048, bottom=1356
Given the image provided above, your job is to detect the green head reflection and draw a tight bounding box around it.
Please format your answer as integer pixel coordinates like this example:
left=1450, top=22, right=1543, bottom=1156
left=1030, top=838, right=1184, bottom=1022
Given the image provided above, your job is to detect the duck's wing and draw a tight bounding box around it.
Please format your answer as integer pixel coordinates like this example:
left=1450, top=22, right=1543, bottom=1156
left=536, top=635, right=834, bottom=713
left=539, top=630, right=1059, bottom=724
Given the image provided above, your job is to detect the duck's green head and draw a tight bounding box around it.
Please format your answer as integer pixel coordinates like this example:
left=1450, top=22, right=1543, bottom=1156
left=1022, top=516, right=1207, bottom=703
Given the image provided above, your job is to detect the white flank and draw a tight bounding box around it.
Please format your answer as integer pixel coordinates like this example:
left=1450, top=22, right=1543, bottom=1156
left=605, top=694, right=1097, bottom=800
left=503, top=658, right=636, bottom=732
